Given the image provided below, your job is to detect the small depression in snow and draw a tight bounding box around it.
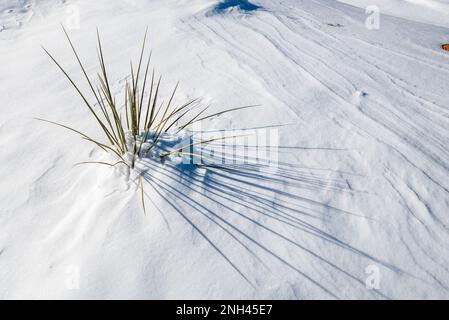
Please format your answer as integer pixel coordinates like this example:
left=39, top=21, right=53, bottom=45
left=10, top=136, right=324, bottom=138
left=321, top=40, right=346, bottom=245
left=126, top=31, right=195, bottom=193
left=207, top=0, right=262, bottom=16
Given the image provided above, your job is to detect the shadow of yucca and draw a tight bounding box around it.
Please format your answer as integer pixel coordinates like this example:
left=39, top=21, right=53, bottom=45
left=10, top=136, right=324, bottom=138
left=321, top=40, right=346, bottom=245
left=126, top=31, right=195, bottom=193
left=136, top=144, right=405, bottom=299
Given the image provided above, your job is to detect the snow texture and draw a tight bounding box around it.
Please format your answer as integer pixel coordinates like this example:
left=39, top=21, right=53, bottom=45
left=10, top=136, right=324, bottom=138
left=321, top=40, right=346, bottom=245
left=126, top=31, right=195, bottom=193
left=1, top=0, right=449, bottom=299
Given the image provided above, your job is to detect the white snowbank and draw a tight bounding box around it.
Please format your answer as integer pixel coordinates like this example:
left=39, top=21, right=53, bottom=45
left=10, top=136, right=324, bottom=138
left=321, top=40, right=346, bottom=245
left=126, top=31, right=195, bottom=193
left=1, top=0, right=449, bottom=299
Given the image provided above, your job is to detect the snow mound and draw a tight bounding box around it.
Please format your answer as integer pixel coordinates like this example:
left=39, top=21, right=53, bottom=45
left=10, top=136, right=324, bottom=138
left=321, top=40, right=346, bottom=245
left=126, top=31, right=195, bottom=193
left=207, top=0, right=262, bottom=16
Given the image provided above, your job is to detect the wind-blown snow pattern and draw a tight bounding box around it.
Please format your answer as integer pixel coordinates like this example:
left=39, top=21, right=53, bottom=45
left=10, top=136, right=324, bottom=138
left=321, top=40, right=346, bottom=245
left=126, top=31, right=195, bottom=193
left=1, top=0, right=449, bottom=299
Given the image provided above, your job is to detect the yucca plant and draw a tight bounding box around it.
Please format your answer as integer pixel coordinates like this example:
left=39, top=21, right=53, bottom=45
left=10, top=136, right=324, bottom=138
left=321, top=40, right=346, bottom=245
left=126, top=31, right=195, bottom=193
left=39, top=26, right=256, bottom=212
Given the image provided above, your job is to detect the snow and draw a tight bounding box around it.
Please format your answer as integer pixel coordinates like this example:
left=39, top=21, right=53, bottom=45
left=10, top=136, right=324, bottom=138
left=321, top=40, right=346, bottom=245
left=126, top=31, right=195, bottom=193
left=1, top=0, right=449, bottom=299
left=338, top=0, right=449, bottom=28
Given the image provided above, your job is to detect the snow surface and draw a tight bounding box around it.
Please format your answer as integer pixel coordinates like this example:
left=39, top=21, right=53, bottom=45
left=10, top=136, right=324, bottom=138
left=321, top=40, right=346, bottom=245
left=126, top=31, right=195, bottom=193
left=1, top=0, right=449, bottom=299
left=338, top=0, right=449, bottom=28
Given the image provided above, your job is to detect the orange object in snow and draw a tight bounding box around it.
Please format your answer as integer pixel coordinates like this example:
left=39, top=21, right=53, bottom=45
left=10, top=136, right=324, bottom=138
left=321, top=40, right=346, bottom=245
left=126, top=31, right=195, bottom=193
left=442, top=44, right=449, bottom=52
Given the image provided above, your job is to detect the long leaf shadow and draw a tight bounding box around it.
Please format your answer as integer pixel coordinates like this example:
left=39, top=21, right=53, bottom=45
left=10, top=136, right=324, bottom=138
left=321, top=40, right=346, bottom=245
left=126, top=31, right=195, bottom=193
left=136, top=148, right=411, bottom=299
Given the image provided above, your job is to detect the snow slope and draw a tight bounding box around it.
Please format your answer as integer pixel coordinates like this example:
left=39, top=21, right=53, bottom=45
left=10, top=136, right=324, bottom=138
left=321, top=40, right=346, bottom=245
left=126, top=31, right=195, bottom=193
left=1, top=0, right=449, bottom=299
left=338, top=0, right=449, bottom=28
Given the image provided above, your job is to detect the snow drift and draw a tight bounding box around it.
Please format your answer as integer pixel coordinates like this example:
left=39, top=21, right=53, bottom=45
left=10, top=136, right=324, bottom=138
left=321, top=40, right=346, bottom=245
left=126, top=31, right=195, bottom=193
left=1, top=0, right=449, bottom=299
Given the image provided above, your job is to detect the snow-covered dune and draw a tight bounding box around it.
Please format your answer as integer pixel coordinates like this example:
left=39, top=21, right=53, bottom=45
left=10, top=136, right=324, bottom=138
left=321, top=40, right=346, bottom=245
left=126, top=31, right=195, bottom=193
left=1, top=0, right=449, bottom=299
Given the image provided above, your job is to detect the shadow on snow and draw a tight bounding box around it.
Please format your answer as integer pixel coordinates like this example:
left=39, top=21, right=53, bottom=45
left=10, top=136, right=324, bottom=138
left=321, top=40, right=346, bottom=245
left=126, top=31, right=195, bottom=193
left=135, top=143, right=417, bottom=299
